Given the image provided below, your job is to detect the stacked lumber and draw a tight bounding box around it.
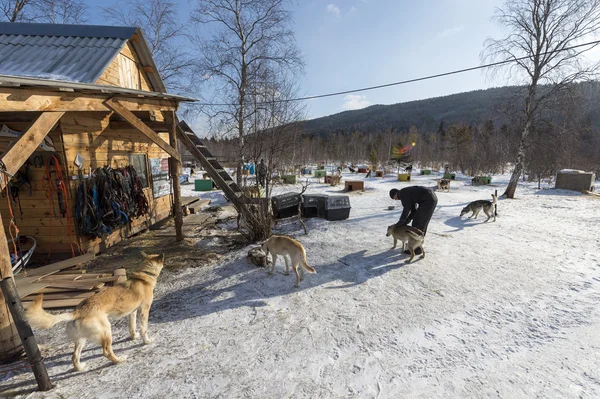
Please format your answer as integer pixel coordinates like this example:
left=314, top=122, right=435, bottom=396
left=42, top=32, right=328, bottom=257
left=14, top=253, right=127, bottom=309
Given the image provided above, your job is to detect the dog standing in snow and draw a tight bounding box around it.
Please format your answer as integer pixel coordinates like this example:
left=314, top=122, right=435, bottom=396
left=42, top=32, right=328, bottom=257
left=386, top=224, right=426, bottom=262
left=460, top=194, right=498, bottom=222
left=261, top=235, right=316, bottom=287
left=25, top=252, right=164, bottom=371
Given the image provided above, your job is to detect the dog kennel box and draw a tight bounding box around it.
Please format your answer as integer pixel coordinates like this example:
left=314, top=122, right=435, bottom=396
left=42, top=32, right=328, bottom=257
left=301, top=194, right=329, bottom=218
left=272, top=192, right=302, bottom=219
left=282, top=174, right=298, bottom=184
left=314, top=170, right=327, bottom=178
left=397, top=173, right=411, bottom=181
left=443, top=173, right=456, bottom=180
left=324, top=195, right=351, bottom=221
left=375, top=171, right=384, bottom=177
left=301, top=168, right=312, bottom=175
left=420, top=169, right=431, bottom=175
left=194, top=179, right=214, bottom=191
left=555, top=170, right=596, bottom=192
left=344, top=180, right=364, bottom=191
left=358, top=168, right=368, bottom=173
left=472, top=176, right=492, bottom=186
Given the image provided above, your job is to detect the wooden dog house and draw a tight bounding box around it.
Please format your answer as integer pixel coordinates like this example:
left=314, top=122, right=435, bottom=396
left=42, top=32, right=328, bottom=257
left=344, top=180, right=364, bottom=191
left=0, top=22, right=195, bottom=258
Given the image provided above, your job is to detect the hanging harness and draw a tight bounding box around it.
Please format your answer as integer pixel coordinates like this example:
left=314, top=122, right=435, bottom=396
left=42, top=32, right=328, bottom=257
left=1, top=162, right=33, bottom=220
left=75, top=165, right=149, bottom=238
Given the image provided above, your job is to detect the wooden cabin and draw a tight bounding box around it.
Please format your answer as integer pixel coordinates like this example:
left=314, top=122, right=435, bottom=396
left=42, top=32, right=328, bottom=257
left=0, top=22, right=195, bottom=258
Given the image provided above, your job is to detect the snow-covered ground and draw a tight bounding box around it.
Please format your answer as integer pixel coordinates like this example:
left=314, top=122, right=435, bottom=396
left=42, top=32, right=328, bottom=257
left=3, top=170, right=600, bottom=398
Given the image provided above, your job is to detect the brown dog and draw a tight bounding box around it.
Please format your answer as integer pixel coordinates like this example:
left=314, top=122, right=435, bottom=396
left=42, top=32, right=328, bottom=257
left=25, top=252, right=164, bottom=371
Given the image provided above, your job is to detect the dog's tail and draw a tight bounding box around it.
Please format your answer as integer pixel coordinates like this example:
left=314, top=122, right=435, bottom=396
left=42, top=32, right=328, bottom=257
left=25, top=295, right=74, bottom=329
left=491, top=194, right=498, bottom=205
left=300, top=247, right=316, bottom=274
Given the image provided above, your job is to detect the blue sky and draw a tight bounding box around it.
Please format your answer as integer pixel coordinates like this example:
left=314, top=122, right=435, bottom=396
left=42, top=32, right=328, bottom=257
left=83, top=0, right=508, bottom=120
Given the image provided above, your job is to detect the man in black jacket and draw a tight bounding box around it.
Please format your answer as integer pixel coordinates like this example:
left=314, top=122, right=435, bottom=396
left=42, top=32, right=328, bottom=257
left=389, top=186, right=438, bottom=254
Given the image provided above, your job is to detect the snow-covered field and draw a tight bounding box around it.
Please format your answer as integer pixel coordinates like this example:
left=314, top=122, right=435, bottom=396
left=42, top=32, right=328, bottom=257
left=3, top=170, right=600, bottom=398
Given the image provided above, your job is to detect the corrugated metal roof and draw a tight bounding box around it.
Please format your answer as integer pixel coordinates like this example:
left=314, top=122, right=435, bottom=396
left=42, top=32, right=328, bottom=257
left=0, top=22, right=136, bottom=84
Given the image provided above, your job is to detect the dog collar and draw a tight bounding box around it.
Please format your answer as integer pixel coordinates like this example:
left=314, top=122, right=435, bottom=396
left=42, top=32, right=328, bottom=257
left=140, top=270, right=158, bottom=278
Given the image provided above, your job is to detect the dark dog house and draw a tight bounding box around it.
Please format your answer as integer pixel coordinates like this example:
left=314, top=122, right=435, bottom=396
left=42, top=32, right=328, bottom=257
left=271, top=192, right=302, bottom=219
left=324, top=196, right=351, bottom=221
left=301, top=194, right=329, bottom=218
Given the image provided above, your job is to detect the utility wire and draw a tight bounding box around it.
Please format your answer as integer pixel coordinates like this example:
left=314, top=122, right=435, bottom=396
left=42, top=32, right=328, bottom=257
left=196, top=39, right=600, bottom=106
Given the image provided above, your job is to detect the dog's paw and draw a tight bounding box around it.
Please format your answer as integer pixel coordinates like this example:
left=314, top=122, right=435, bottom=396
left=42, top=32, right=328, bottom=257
left=74, top=362, right=86, bottom=372
left=113, top=355, right=127, bottom=364
left=284, top=271, right=290, bottom=276
left=143, top=337, right=153, bottom=345
left=130, top=333, right=140, bottom=340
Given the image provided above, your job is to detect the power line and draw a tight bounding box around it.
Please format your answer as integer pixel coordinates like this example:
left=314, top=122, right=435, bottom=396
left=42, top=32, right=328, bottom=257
left=196, top=39, right=600, bottom=106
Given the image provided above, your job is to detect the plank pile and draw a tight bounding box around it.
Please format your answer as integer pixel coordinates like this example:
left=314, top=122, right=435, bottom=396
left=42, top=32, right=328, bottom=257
left=14, top=253, right=126, bottom=309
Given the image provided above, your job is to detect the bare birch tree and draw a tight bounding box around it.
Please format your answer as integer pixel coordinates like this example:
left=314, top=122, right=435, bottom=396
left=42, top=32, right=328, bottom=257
left=1, top=0, right=86, bottom=23
left=482, top=0, right=600, bottom=198
left=102, top=0, right=192, bottom=92
left=190, top=0, right=304, bottom=186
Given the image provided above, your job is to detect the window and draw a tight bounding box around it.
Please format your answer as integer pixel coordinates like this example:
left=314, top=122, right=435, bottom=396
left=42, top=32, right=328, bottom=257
left=130, top=154, right=149, bottom=188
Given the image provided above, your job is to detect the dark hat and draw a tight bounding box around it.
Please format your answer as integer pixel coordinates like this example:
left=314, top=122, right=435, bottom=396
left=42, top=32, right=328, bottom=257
left=389, top=188, right=399, bottom=199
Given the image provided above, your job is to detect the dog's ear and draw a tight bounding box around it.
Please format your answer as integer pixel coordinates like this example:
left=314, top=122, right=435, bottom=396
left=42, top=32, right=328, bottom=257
left=158, top=254, right=165, bottom=263
left=140, top=251, right=149, bottom=259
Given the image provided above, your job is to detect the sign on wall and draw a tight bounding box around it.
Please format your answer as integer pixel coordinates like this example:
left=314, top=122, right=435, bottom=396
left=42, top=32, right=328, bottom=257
left=150, top=158, right=170, bottom=198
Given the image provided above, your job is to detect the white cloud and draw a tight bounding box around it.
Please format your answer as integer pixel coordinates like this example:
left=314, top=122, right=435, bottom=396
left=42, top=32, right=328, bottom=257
left=341, top=94, right=371, bottom=110
left=326, top=4, right=341, bottom=16
left=349, top=6, right=358, bottom=13
left=436, top=25, right=465, bottom=39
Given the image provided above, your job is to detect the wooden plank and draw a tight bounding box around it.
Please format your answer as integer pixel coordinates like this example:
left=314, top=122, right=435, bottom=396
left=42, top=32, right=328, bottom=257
left=23, top=298, right=89, bottom=309
left=22, top=291, right=95, bottom=301
left=14, top=282, right=49, bottom=299
left=0, top=89, right=178, bottom=112
left=41, top=276, right=117, bottom=284
left=104, top=98, right=180, bottom=161
left=26, top=253, right=95, bottom=277
left=46, top=282, right=104, bottom=290
left=0, top=112, right=64, bottom=190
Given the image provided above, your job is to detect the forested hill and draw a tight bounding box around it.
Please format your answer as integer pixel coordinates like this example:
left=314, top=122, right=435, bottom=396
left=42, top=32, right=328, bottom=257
left=299, top=82, right=600, bottom=136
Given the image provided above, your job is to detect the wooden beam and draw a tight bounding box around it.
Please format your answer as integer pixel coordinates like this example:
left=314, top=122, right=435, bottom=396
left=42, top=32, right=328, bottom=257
left=165, top=112, right=184, bottom=241
left=142, top=66, right=154, bottom=74
left=110, top=120, right=170, bottom=132
left=0, top=112, right=64, bottom=190
left=104, top=98, right=181, bottom=161
left=26, top=253, right=95, bottom=277
left=0, top=88, right=178, bottom=112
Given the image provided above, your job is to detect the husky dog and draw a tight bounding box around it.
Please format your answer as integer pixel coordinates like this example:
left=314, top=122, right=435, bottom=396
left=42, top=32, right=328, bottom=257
left=460, top=194, right=498, bottom=222
left=404, top=164, right=413, bottom=173
left=386, top=224, right=426, bottom=262
left=437, top=179, right=450, bottom=191
left=25, top=252, right=164, bottom=371
left=261, top=235, right=316, bottom=287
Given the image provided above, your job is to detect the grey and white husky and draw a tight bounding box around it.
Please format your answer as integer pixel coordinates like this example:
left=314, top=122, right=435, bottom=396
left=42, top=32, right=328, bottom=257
left=386, top=224, right=425, bottom=262
left=460, top=194, right=498, bottom=222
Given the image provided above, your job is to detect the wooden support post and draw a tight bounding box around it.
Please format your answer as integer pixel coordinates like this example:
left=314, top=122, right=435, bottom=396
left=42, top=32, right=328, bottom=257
left=166, top=112, right=183, bottom=241
left=0, top=217, right=52, bottom=391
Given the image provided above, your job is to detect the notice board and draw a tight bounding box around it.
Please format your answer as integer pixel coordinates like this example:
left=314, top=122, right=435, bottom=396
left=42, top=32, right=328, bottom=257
left=150, top=158, right=170, bottom=198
